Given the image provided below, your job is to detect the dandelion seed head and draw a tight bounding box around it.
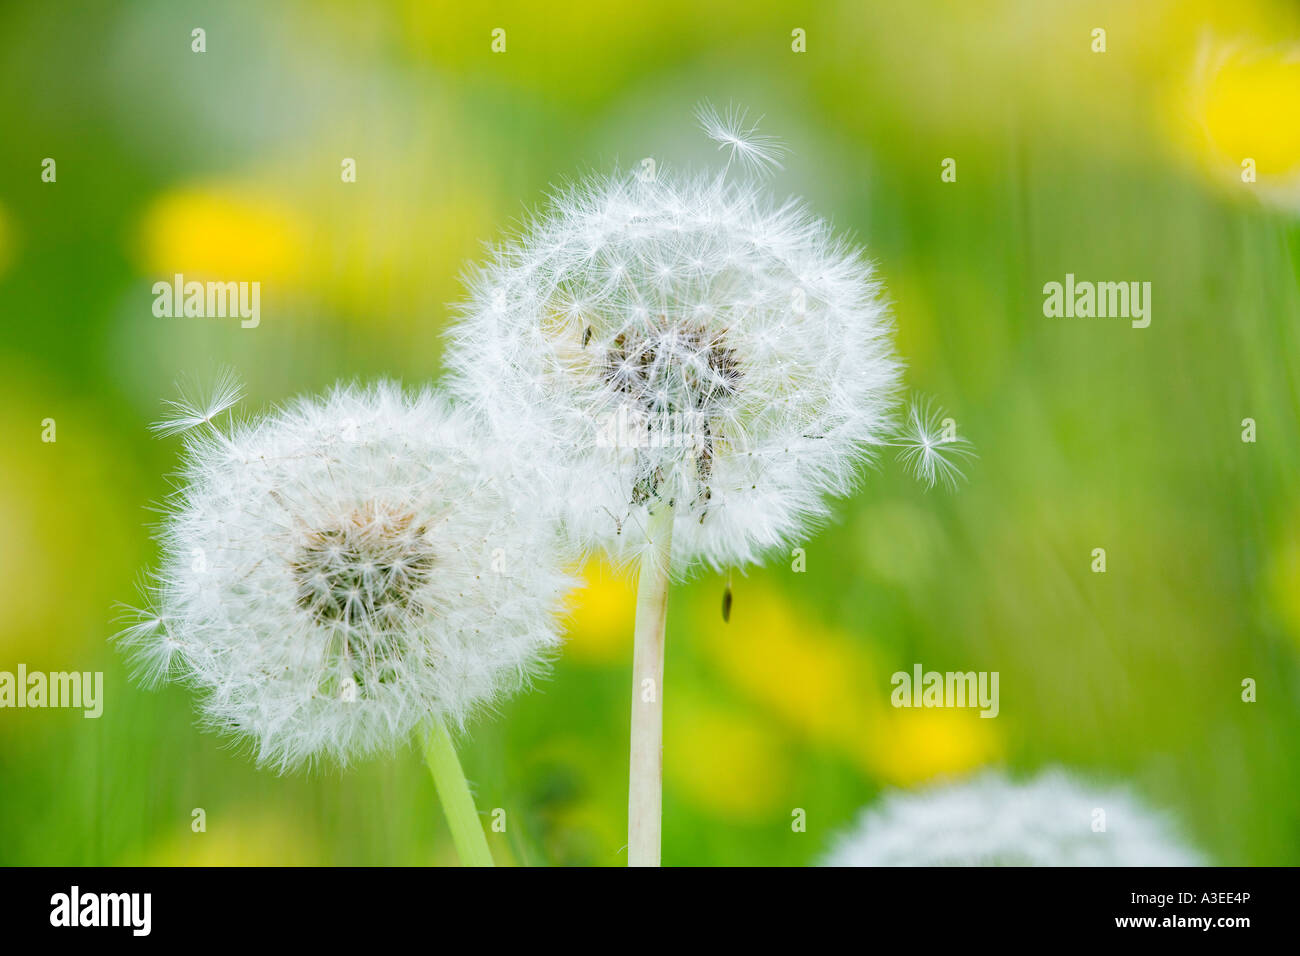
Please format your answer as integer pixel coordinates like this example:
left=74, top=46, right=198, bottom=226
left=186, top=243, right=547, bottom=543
left=822, top=769, right=1205, bottom=867
left=120, top=381, right=572, bottom=771
left=448, top=160, right=901, bottom=573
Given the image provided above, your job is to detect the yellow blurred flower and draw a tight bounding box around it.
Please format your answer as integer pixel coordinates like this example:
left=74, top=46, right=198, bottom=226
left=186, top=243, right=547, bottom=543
left=698, top=588, right=999, bottom=785
left=137, top=186, right=307, bottom=283
left=1203, top=54, right=1300, bottom=174
left=667, top=692, right=791, bottom=819
left=563, top=560, right=635, bottom=664
left=700, top=589, right=872, bottom=743
left=863, top=707, right=1002, bottom=786
left=1178, top=37, right=1300, bottom=207
left=134, top=153, right=494, bottom=334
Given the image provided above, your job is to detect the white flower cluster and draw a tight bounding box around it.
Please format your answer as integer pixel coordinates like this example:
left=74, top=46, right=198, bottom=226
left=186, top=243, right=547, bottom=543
left=120, top=383, right=571, bottom=770
left=822, top=769, right=1205, bottom=867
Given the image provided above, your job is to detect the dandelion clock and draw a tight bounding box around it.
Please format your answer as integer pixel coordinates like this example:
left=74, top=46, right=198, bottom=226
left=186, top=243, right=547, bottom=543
left=119, top=378, right=571, bottom=866
left=447, top=106, right=971, bottom=864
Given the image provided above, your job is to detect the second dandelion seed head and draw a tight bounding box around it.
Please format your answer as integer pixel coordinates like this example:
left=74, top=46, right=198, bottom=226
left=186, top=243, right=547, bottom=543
left=449, top=147, right=902, bottom=572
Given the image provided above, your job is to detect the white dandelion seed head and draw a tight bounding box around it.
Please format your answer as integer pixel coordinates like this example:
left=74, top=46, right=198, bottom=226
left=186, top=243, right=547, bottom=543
left=447, top=164, right=902, bottom=573
left=120, top=381, right=572, bottom=771
left=892, top=398, right=975, bottom=489
left=821, top=769, right=1206, bottom=867
left=695, top=101, right=787, bottom=176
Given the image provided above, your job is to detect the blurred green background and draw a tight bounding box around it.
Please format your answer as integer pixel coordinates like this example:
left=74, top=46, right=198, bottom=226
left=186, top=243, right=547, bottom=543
left=2, top=0, right=1298, bottom=866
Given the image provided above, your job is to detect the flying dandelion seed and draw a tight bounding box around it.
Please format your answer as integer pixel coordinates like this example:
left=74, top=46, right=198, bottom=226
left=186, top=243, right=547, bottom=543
left=149, top=369, right=245, bottom=438
left=695, top=101, right=787, bottom=176
left=822, top=769, right=1205, bottom=867
left=892, top=399, right=975, bottom=489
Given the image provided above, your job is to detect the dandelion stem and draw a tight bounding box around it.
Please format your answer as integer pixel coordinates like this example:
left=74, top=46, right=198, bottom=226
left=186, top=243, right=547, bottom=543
left=628, top=501, right=675, bottom=867
left=423, top=716, right=495, bottom=867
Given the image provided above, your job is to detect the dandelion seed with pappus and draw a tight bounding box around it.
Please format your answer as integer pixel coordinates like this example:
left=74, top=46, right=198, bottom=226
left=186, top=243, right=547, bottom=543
left=891, top=399, right=975, bottom=490
left=696, top=101, right=788, bottom=175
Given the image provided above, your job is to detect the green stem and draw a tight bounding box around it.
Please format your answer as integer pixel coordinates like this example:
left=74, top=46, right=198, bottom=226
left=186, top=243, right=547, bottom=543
left=628, top=501, right=675, bottom=867
left=423, top=716, right=495, bottom=867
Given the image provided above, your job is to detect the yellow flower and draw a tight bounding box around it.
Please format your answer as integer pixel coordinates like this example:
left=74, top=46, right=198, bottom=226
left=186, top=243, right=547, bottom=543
left=699, top=589, right=874, bottom=743
left=1200, top=47, right=1300, bottom=176
left=698, top=588, right=999, bottom=785
left=563, top=560, right=635, bottom=664
left=137, top=186, right=306, bottom=283
left=1177, top=37, right=1300, bottom=206
left=861, top=707, right=1002, bottom=787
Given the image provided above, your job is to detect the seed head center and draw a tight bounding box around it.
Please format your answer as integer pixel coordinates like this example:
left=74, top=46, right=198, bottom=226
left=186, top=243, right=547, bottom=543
left=601, top=320, right=741, bottom=415
left=292, top=507, right=436, bottom=630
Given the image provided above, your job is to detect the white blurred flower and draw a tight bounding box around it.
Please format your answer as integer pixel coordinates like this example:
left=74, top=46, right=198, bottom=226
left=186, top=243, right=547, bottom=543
left=119, top=382, right=571, bottom=770
left=822, top=769, right=1205, bottom=867
left=149, top=369, right=244, bottom=437
left=446, top=150, right=901, bottom=573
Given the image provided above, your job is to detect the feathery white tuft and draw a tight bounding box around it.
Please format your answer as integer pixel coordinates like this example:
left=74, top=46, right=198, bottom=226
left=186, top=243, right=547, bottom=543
left=150, top=370, right=245, bottom=437
left=120, top=381, right=572, bottom=771
left=446, top=161, right=901, bottom=574
left=893, top=399, right=974, bottom=489
left=822, top=769, right=1205, bottom=867
left=695, top=102, right=787, bottom=176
